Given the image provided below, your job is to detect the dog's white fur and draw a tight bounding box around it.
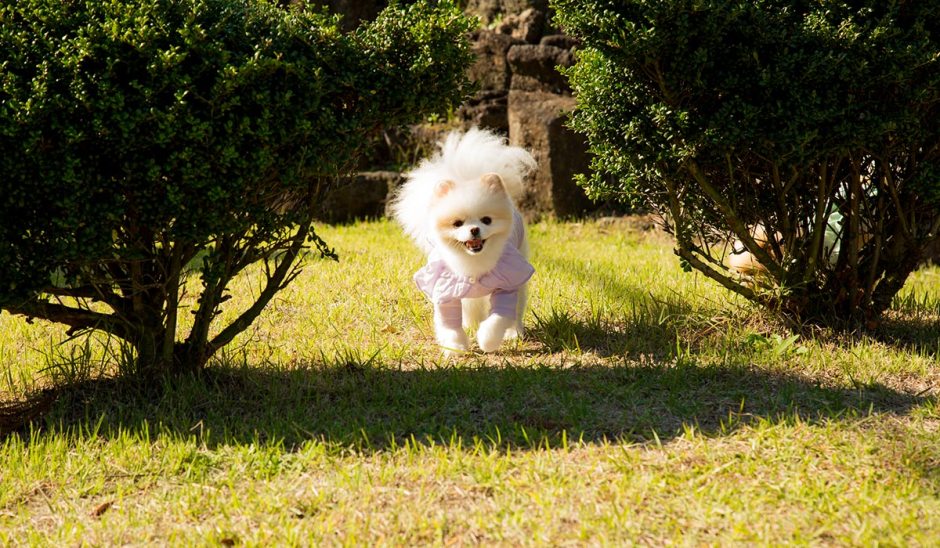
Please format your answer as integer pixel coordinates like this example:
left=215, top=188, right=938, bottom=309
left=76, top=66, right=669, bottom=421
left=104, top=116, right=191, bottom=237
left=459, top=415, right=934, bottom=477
left=390, top=128, right=536, bottom=353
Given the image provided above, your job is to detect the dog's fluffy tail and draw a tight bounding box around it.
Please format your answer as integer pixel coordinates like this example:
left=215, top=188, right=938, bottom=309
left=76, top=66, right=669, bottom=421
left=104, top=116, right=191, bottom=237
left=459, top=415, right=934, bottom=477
left=390, top=128, right=536, bottom=251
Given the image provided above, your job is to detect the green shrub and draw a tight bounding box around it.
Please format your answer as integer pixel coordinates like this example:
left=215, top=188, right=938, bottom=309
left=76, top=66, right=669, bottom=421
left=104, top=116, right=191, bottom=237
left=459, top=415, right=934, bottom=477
left=554, top=0, right=940, bottom=326
left=0, top=0, right=474, bottom=375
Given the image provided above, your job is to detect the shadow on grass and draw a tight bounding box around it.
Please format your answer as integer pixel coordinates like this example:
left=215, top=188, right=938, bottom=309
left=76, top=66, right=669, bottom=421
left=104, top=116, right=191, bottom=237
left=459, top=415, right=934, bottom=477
left=536, top=256, right=940, bottom=360
left=4, top=258, right=935, bottom=449
left=528, top=301, right=694, bottom=359
left=531, top=255, right=752, bottom=359
left=5, top=353, right=931, bottom=451
left=869, top=316, right=940, bottom=359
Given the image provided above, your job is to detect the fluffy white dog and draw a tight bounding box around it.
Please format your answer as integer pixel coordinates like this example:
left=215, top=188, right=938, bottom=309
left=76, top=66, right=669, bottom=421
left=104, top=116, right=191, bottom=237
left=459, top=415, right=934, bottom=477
left=390, top=128, right=537, bottom=353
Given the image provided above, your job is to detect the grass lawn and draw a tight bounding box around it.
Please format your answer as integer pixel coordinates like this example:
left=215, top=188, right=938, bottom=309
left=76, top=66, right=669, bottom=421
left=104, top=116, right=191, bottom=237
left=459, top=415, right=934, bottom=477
left=1, top=218, right=938, bottom=545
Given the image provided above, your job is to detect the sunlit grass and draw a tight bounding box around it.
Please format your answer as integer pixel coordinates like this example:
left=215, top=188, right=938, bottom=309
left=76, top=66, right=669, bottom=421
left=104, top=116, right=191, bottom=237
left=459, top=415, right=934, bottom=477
left=1, top=218, right=938, bottom=544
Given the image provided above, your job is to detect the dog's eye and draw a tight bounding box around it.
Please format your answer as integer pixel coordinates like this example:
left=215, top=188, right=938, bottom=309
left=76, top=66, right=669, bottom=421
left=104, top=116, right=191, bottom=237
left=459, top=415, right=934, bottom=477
left=452, top=220, right=464, bottom=228
left=481, top=217, right=492, bottom=225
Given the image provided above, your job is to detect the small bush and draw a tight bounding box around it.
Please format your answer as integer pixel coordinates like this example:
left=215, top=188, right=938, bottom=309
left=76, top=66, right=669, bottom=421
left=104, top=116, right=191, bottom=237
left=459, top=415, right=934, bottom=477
left=0, top=0, right=474, bottom=375
left=554, top=0, right=940, bottom=326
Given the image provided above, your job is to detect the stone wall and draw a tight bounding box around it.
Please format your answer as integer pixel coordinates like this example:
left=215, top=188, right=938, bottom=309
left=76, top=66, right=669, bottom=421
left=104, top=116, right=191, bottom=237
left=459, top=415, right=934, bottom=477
left=459, top=7, right=594, bottom=219
left=312, top=0, right=598, bottom=222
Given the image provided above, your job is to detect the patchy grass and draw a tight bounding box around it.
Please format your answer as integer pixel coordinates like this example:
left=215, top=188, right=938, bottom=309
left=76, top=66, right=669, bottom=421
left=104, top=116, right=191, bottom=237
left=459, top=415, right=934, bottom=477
left=1, top=218, right=938, bottom=545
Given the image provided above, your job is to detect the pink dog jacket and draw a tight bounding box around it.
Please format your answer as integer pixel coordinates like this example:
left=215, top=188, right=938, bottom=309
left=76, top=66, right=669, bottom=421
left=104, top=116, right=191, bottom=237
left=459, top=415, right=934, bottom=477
left=414, top=210, right=534, bottom=330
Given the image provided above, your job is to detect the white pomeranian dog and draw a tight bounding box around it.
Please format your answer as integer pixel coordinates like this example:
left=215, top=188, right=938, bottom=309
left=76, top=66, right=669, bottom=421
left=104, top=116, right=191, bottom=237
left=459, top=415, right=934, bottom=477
left=390, top=128, right=537, bottom=353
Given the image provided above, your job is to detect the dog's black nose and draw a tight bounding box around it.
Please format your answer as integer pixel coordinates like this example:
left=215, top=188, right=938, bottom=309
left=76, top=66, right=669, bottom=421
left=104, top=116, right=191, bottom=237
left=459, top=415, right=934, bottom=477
left=470, top=227, right=480, bottom=237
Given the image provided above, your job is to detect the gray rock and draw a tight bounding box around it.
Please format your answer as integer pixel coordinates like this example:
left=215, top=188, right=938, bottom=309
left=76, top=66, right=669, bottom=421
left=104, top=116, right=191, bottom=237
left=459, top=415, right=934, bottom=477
left=507, top=44, right=574, bottom=94
left=469, top=30, right=522, bottom=92
left=465, top=0, right=549, bottom=24
left=500, top=0, right=549, bottom=15
left=317, top=171, right=403, bottom=224
left=458, top=90, right=509, bottom=134
left=464, top=0, right=501, bottom=24
left=496, top=8, right=545, bottom=44
left=540, top=34, right=580, bottom=50
left=508, top=91, right=594, bottom=218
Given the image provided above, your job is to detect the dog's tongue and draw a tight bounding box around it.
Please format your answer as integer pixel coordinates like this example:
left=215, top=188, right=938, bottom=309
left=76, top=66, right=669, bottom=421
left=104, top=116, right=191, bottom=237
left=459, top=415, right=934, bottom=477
left=468, top=239, right=482, bottom=247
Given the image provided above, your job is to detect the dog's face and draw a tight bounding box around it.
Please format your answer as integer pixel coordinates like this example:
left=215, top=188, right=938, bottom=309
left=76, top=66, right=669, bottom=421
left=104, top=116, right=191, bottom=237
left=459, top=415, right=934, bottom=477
left=429, top=173, right=514, bottom=275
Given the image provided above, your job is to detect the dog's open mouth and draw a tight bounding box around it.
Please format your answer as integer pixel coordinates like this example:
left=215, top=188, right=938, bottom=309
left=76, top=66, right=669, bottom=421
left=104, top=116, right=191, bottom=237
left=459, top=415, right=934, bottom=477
left=464, top=238, right=485, bottom=253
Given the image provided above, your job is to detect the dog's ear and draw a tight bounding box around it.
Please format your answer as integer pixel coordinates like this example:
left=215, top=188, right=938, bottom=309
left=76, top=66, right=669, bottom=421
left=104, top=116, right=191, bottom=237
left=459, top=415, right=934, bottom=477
left=433, top=180, right=456, bottom=199
left=481, top=173, right=505, bottom=194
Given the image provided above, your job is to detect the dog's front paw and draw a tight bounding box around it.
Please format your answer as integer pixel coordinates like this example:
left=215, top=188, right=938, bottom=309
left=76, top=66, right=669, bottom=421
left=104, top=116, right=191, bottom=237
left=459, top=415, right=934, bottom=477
left=436, top=326, right=469, bottom=354
left=504, top=323, right=524, bottom=341
left=477, top=314, right=514, bottom=353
